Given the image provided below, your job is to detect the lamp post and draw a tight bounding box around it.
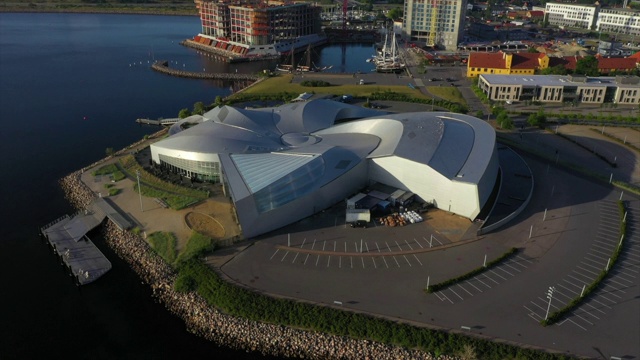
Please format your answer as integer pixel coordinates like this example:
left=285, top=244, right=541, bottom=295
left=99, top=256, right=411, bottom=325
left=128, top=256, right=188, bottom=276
left=544, top=286, right=556, bottom=320
left=136, top=170, right=144, bottom=212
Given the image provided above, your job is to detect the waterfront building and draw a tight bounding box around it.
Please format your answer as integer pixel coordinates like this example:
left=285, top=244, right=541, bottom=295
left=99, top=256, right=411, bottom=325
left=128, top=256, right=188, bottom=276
left=544, top=2, right=599, bottom=29
left=193, top=0, right=324, bottom=58
left=596, top=8, right=640, bottom=36
left=150, top=100, right=499, bottom=238
left=477, top=74, right=640, bottom=105
left=467, top=51, right=549, bottom=78
left=402, top=0, right=467, bottom=50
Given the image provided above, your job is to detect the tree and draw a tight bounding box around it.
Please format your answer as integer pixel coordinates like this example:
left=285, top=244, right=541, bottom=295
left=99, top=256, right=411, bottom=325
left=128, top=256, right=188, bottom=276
left=575, top=55, right=599, bottom=76
left=387, top=8, right=403, bottom=21
left=539, top=64, right=568, bottom=75
left=475, top=110, right=484, bottom=118
left=214, top=95, right=223, bottom=107
left=527, top=109, right=547, bottom=128
left=178, top=108, right=191, bottom=119
left=193, top=101, right=205, bottom=115
left=496, top=111, right=514, bottom=129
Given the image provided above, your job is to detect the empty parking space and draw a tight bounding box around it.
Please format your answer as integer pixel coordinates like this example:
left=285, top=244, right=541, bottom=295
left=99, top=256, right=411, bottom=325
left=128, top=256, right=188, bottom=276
left=523, top=200, right=639, bottom=331
left=431, top=254, right=532, bottom=304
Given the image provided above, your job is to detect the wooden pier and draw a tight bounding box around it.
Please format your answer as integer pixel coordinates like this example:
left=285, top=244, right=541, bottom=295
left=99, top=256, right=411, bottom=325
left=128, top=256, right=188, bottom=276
left=41, top=198, right=132, bottom=285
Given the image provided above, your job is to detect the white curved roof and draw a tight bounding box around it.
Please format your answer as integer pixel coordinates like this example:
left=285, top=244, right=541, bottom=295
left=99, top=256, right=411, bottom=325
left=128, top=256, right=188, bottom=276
left=151, top=100, right=495, bottom=212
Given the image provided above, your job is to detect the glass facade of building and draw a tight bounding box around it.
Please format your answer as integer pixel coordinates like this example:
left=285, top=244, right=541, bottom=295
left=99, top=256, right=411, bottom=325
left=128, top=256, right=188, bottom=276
left=158, top=154, right=221, bottom=182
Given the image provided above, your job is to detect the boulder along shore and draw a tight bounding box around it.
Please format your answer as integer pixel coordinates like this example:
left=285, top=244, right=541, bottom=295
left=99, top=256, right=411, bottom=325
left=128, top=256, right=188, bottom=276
left=59, top=149, right=458, bottom=360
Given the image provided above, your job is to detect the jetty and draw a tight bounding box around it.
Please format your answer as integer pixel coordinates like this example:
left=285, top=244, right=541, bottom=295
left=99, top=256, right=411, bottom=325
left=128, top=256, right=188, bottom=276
left=136, top=118, right=180, bottom=126
left=41, top=197, right=132, bottom=285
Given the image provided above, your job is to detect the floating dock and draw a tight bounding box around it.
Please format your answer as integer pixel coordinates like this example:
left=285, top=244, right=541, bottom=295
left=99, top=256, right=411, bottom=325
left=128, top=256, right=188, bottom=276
left=41, top=198, right=132, bottom=285
left=136, top=118, right=180, bottom=126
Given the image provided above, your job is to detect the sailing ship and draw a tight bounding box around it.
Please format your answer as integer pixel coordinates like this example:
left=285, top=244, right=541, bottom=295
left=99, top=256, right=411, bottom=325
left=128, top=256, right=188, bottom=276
left=374, top=33, right=405, bottom=73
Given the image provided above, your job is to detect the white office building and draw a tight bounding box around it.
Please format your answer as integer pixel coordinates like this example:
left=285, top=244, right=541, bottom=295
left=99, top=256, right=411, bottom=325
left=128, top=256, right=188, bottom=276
left=597, top=8, right=640, bottom=36
left=544, top=2, right=599, bottom=29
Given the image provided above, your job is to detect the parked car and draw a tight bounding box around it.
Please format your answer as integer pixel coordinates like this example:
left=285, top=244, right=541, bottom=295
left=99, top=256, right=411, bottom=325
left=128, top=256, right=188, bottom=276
left=349, top=220, right=367, bottom=228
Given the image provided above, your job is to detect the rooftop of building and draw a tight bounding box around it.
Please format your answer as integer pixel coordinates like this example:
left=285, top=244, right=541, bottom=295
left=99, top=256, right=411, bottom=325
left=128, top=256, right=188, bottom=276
left=479, top=74, right=640, bottom=87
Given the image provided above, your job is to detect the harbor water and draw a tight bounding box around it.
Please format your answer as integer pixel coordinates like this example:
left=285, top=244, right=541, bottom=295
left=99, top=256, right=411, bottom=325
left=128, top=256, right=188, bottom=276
left=0, top=12, right=376, bottom=359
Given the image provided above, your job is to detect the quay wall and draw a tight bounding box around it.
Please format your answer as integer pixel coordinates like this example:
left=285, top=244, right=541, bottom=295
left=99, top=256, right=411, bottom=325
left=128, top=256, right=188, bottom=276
left=151, top=60, right=260, bottom=81
left=59, top=145, right=457, bottom=360
left=180, top=40, right=280, bottom=63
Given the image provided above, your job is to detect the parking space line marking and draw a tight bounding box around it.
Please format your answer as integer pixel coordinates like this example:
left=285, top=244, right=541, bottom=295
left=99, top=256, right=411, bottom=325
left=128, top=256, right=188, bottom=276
left=365, top=242, right=370, bottom=253
left=565, top=318, right=588, bottom=331
left=557, top=283, right=611, bottom=310
left=602, top=277, right=630, bottom=291
left=327, top=256, right=331, bottom=267
left=303, top=254, right=309, bottom=265
left=354, top=242, right=358, bottom=253
left=592, top=243, right=614, bottom=252
left=579, top=260, right=603, bottom=271
left=291, top=252, right=299, bottom=263
left=316, top=255, right=320, bottom=266
left=449, top=288, right=464, bottom=300
left=395, top=240, right=403, bottom=251
left=476, top=277, right=492, bottom=289
left=382, top=257, right=389, bottom=268
left=583, top=256, right=606, bottom=266
left=270, top=249, right=280, bottom=260
left=281, top=251, right=289, bottom=262
left=339, top=256, right=342, bottom=268
left=588, top=248, right=612, bottom=257
left=433, top=236, right=444, bottom=246
left=494, top=266, right=514, bottom=277
left=301, top=238, right=306, bottom=248
left=458, top=284, right=474, bottom=296
left=333, top=241, right=336, bottom=252
left=344, top=242, right=347, bottom=253
left=385, top=242, right=392, bottom=252
left=322, top=240, right=326, bottom=251
left=405, top=239, right=414, bottom=250
left=361, top=257, right=365, bottom=268
left=403, top=255, right=412, bottom=266
left=575, top=266, right=600, bottom=277
left=562, top=278, right=583, bottom=291
left=502, top=262, right=522, bottom=273
left=566, top=273, right=591, bottom=285
left=465, top=280, right=483, bottom=293
left=393, top=256, right=400, bottom=267
left=375, top=242, right=381, bottom=252
left=311, top=239, right=316, bottom=250
left=371, top=257, right=377, bottom=269
left=488, top=269, right=508, bottom=281
left=482, top=273, right=500, bottom=285
left=515, top=255, right=534, bottom=264
left=414, top=238, right=424, bottom=249
left=350, top=256, right=353, bottom=269
left=413, top=254, right=423, bottom=266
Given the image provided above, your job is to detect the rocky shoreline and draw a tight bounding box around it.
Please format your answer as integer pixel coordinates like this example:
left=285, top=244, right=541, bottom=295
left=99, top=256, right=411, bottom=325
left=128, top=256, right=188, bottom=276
left=58, top=144, right=459, bottom=359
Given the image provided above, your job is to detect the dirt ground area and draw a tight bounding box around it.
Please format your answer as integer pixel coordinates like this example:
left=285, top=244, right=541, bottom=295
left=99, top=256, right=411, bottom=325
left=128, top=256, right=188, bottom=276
left=423, top=208, right=474, bottom=242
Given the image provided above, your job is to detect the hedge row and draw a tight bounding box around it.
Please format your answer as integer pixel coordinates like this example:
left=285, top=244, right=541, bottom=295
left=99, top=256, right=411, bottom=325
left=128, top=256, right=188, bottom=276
left=425, top=248, right=518, bottom=293
left=588, top=128, right=640, bottom=153
left=541, top=201, right=627, bottom=326
left=368, top=90, right=468, bottom=114
left=175, top=258, right=571, bottom=360
left=550, top=131, right=617, bottom=167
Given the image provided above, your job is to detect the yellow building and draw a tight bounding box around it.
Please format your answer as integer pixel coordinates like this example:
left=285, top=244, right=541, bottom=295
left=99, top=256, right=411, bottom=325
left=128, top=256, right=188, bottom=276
left=467, top=51, right=549, bottom=78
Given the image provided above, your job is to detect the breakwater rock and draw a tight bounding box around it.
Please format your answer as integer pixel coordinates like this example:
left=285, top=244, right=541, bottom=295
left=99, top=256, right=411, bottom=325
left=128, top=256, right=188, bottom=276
left=59, top=148, right=458, bottom=360
left=151, top=60, right=260, bottom=81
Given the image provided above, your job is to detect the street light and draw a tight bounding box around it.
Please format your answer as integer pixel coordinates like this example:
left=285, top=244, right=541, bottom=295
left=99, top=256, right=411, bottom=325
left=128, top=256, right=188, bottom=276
left=136, top=170, right=144, bottom=212
left=544, top=286, right=556, bottom=320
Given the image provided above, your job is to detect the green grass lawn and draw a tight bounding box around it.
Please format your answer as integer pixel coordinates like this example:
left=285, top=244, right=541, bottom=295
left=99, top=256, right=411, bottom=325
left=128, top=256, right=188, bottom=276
left=243, top=74, right=430, bottom=100
left=426, top=86, right=467, bottom=106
